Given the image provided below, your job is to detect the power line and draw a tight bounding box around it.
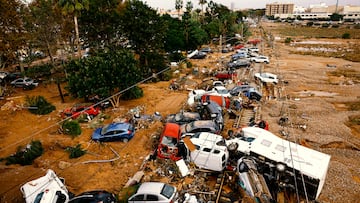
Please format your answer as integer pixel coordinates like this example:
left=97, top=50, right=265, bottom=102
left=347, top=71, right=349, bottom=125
left=0, top=65, right=172, bottom=153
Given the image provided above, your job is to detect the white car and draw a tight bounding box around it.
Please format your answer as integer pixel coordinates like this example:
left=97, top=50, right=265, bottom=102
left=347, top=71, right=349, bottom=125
left=207, top=86, right=232, bottom=98
left=20, top=169, right=70, bottom=203
left=128, top=182, right=178, bottom=202
left=10, top=77, right=39, bottom=88
left=248, top=47, right=260, bottom=52
left=187, top=89, right=206, bottom=106
left=254, top=72, right=278, bottom=84
left=250, top=55, right=270, bottom=63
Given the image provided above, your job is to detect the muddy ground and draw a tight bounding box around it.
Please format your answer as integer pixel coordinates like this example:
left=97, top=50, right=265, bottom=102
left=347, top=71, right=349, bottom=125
left=0, top=22, right=359, bottom=203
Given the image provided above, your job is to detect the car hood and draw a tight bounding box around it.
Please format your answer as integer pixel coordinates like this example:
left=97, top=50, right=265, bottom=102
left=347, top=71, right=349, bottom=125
left=91, top=128, right=102, bottom=139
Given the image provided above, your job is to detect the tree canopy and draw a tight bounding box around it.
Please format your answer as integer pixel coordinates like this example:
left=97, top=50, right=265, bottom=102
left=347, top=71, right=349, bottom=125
left=65, top=49, right=142, bottom=100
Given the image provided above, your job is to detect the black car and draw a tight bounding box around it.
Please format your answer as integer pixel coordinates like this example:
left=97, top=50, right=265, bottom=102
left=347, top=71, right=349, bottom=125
left=69, top=190, right=117, bottom=203
left=165, top=111, right=201, bottom=125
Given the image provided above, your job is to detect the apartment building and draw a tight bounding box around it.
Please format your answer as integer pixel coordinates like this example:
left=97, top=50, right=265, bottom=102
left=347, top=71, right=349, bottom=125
left=266, top=3, right=294, bottom=16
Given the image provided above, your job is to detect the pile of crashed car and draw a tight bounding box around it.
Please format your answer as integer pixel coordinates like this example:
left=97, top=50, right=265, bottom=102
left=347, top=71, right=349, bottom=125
left=20, top=45, right=331, bottom=203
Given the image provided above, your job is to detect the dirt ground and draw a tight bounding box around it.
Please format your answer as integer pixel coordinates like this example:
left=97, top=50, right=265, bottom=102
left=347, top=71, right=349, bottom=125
left=0, top=22, right=360, bottom=203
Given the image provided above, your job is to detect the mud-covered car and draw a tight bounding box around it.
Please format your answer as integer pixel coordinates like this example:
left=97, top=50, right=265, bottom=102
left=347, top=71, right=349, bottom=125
left=180, top=120, right=220, bottom=135
left=164, top=111, right=201, bottom=125
left=61, top=103, right=101, bottom=119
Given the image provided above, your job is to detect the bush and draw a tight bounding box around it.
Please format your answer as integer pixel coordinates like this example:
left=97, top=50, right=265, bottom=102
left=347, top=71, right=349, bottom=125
left=25, top=95, right=56, bottom=115
left=5, top=140, right=43, bottom=165
left=121, top=86, right=144, bottom=100
left=342, top=33, right=351, bottom=39
left=62, top=120, right=82, bottom=137
left=284, top=37, right=292, bottom=44
left=66, top=144, right=86, bottom=159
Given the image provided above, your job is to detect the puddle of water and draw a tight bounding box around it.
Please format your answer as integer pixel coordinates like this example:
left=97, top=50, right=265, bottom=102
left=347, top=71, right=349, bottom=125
left=297, top=90, right=338, bottom=97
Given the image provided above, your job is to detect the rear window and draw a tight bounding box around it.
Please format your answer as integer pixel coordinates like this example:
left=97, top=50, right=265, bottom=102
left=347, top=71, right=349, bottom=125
left=161, top=184, right=175, bottom=199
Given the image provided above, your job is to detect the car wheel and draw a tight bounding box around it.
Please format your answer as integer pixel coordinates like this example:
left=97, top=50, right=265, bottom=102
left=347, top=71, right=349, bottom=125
left=122, top=138, right=129, bottom=143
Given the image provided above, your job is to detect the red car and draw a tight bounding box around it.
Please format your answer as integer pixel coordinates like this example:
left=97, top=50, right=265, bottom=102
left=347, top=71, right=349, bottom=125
left=157, top=123, right=181, bottom=161
left=61, top=103, right=100, bottom=119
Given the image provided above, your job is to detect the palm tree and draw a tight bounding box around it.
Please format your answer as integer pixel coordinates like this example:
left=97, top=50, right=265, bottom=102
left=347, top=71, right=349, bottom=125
left=58, top=0, right=89, bottom=57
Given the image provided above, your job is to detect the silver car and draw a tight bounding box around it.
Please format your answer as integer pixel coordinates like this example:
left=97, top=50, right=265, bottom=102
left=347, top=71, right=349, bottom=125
left=128, top=182, right=178, bottom=203
left=10, top=77, right=39, bottom=88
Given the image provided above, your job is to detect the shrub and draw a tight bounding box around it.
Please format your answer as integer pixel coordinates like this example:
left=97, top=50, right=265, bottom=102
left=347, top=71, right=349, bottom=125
left=25, top=95, right=55, bottom=115
left=306, top=22, right=314, bottom=27
left=5, top=140, right=43, bottom=165
left=66, top=144, right=86, bottom=159
left=342, top=33, right=351, bottom=39
left=121, top=86, right=144, bottom=100
left=284, top=37, right=292, bottom=44
left=62, top=120, right=82, bottom=138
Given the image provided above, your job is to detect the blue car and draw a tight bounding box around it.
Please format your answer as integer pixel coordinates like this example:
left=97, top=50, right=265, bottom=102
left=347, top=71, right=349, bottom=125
left=91, top=122, right=135, bottom=142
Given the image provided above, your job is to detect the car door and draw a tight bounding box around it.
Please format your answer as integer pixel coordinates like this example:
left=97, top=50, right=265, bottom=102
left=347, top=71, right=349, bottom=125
left=113, top=130, right=126, bottom=140
left=128, top=194, right=145, bottom=202
left=100, top=130, right=116, bottom=142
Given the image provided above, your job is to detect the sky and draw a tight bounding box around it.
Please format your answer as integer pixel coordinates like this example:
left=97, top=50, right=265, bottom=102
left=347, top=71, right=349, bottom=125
left=141, top=0, right=360, bottom=10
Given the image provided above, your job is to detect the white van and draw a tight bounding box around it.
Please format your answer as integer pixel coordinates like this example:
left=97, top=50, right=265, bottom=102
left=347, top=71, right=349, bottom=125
left=20, top=169, right=70, bottom=203
left=182, top=132, right=229, bottom=172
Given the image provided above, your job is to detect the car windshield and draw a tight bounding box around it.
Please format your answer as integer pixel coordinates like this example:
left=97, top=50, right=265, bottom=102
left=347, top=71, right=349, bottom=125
left=161, top=184, right=175, bottom=199
left=216, top=88, right=228, bottom=94
left=101, top=124, right=111, bottom=135
left=161, top=136, right=178, bottom=147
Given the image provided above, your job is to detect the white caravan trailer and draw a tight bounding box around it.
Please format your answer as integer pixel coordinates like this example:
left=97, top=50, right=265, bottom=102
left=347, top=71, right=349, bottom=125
left=226, top=127, right=331, bottom=200
left=182, top=132, right=229, bottom=172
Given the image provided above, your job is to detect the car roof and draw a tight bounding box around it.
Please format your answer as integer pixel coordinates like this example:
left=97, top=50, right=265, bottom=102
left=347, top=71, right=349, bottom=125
left=106, top=122, right=131, bottom=131
left=162, top=123, right=180, bottom=138
left=137, top=182, right=165, bottom=193
left=191, top=120, right=217, bottom=128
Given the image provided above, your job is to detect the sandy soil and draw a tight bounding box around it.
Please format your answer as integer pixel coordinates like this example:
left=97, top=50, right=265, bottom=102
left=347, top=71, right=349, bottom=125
left=0, top=22, right=359, bottom=203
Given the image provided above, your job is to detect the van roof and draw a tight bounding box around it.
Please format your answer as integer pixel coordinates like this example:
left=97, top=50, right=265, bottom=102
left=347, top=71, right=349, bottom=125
left=162, top=123, right=180, bottom=138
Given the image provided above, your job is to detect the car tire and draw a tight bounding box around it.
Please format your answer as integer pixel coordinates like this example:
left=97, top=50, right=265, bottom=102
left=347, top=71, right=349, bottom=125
left=122, top=138, right=129, bottom=143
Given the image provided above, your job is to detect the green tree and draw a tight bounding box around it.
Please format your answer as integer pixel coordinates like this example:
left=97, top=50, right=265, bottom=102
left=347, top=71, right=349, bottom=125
left=22, top=0, right=64, bottom=64
left=58, top=0, right=90, bottom=57
left=0, top=0, right=25, bottom=68
left=162, top=14, right=185, bottom=52
left=65, top=49, right=142, bottom=100
left=79, top=0, right=123, bottom=49
left=175, top=0, right=183, bottom=19
left=119, top=0, right=167, bottom=77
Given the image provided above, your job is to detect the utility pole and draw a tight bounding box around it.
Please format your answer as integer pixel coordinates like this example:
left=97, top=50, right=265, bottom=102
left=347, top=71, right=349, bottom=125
left=335, top=0, right=339, bottom=13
